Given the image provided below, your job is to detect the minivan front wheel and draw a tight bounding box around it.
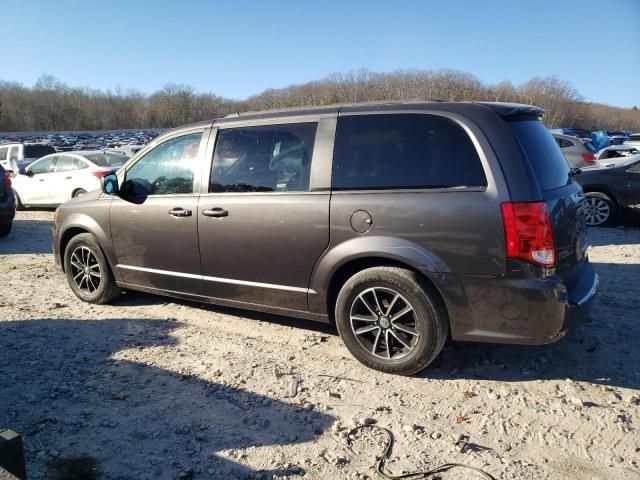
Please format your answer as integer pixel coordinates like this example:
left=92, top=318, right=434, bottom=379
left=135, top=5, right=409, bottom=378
left=335, top=267, right=448, bottom=375
left=584, top=192, right=615, bottom=227
left=64, top=233, right=120, bottom=304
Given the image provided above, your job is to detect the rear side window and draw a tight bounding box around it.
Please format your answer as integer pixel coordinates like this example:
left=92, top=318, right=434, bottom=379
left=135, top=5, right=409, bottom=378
left=509, top=120, right=570, bottom=191
left=54, top=156, right=77, bottom=172
left=0, top=147, right=7, bottom=161
left=332, top=114, right=486, bottom=190
left=555, top=137, right=574, bottom=148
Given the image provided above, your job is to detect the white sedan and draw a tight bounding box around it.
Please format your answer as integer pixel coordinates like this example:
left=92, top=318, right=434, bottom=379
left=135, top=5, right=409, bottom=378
left=11, top=150, right=129, bottom=208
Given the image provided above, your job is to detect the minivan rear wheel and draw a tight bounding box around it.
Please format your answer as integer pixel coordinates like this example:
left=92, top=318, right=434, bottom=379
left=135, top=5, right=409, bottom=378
left=64, top=233, right=120, bottom=304
left=335, top=267, right=448, bottom=375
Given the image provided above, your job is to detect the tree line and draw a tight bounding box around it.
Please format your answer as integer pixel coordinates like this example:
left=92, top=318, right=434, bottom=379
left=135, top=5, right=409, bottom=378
left=0, top=69, right=638, bottom=132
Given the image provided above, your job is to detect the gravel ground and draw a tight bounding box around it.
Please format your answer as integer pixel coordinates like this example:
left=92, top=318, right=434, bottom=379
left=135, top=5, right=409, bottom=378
left=1, top=210, right=639, bottom=480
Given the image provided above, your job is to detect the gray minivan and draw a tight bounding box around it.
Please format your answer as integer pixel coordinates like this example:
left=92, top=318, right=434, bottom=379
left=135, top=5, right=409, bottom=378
left=52, top=102, right=598, bottom=375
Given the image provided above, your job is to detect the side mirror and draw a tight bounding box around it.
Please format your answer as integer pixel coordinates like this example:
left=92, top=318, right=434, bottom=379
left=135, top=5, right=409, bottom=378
left=25, top=168, right=34, bottom=177
left=101, top=173, right=119, bottom=195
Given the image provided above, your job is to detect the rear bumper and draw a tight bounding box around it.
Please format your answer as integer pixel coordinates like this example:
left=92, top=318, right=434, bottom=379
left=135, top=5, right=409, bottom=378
left=442, top=260, right=599, bottom=345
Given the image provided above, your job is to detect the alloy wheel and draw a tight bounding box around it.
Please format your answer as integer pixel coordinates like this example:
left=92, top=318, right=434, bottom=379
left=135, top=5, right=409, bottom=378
left=69, top=246, right=102, bottom=293
left=349, top=287, right=419, bottom=360
left=585, top=197, right=610, bottom=226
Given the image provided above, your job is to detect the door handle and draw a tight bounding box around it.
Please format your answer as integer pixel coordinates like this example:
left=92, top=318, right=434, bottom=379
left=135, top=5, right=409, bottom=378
left=168, top=208, right=192, bottom=217
left=202, top=207, right=229, bottom=218
left=65, top=176, right=72, bottom=180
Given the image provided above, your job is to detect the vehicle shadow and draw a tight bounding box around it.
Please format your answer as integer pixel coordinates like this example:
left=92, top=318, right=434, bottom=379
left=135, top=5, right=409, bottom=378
left=0, top=218, right=54, bottom=255
left=423, top=261, right=640, bottom=391
left=0, top=318, right=334, bottom=479
left=587, top=221, right=640, bottom=247
left=114, top=290, right=337, bottom=335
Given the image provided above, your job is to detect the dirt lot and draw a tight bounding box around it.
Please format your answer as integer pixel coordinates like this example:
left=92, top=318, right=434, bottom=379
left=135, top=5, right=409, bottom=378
left=1, top=210, right=639, bottom=480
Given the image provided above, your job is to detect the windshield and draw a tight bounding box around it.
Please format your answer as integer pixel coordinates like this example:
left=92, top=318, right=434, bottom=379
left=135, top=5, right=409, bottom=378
left=82, top=153, right=129, bottom=167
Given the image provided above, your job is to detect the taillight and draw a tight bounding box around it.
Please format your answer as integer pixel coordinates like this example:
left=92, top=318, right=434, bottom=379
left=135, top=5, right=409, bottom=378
left=91, top=170, right=111, bottom=179
left=581, top=153, right=595, bottom=162
left=3, top=172, right=11, bottom=190
left=501, top=202, right=556, bottom=268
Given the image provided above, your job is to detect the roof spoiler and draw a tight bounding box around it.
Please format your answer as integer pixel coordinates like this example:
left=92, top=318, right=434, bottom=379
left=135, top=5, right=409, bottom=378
left=475, top=102, right=545, bottom=118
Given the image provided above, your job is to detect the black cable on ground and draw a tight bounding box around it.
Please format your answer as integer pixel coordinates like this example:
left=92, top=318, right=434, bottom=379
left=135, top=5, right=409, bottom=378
left=347, top=425, right=497, bottom=480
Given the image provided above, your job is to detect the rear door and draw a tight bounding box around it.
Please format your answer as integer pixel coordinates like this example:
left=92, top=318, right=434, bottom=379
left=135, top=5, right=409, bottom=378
left=509, top=120, right=588, bottom=286
left=49, top=155, right=79, bottom=203
left=197, top=119, right=332, bottom=311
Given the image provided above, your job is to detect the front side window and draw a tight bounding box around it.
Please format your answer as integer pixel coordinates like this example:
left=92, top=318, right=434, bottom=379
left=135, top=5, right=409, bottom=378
left=210, top=123, right=317, bottom=193
left=332, top=114, right=486, bottom=190
left=126, top=132, right=202, bottom=195
left=29, top=157, right=55, bottom=175
left=54, top=156, right=77, bottom=172
left=628, top=162, right=640, bottom=173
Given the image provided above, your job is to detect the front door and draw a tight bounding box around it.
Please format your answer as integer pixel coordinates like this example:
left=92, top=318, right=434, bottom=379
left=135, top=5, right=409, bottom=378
left=21, top=156, right=56, bottom=205
left=110, top=129, right=207, bottom=294
left=197, top=121, right=330, bottom=311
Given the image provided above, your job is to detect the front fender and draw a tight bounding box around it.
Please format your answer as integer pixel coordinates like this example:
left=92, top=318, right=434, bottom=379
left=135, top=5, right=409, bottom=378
left=57, top=206, right=119, bottom=280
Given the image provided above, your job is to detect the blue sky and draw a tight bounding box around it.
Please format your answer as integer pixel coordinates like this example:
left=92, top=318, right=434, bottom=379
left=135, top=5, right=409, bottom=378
left=2, top=0, right=639, bottom=107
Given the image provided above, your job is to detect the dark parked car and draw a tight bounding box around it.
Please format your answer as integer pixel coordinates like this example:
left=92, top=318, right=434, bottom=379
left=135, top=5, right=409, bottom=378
left=52, top=101, right=598, bottom=375
left=574, top=155, right=640, bottom=226
left=0, top=164, right=16, bottom=237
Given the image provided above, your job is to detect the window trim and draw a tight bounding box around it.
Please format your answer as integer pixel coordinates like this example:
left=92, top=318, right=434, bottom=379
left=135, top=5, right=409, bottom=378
left=119, top=127, right=208, bottom=198
left=28, top=154, right=56, bottom=175
left=330, top=111, right=489, bottom=193
left=200, top=117, right=335, bottom=195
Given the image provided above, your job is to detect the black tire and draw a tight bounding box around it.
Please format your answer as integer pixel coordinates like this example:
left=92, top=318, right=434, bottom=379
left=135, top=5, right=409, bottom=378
left=64, top=233, right=120, bottom=304
left=14, top=191, right=25, bottom=211
left=335, top=266, right=448, bottom=375
left=0, top=222, right=11, bottom=238
left=72, top=189, right=87, bottom=198
left=584, top=192, right=616, bottom=227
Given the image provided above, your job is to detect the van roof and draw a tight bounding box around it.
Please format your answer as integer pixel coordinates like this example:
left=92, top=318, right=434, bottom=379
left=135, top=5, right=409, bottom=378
left=220, top=101, right=544, bottom=121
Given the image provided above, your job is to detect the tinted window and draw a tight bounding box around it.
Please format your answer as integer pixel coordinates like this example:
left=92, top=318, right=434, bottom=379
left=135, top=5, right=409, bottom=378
left=211, top=123, right=317, bottom=193
left=509, top=120, right=570, bottom=191
left=126, top=132, right=202, bottom=196
left=628, top=162, right=640, bottom=173
left=555, top=137, right=574, bottom=148
left=29, top=157, right=55, bottom=175
left=23, top=145, right=55, bottom=158
left=0, top=147, right=7, bottom=161
left=332, top=114, right=486, bottom=190
left=54, top=156, right=77, bottom=172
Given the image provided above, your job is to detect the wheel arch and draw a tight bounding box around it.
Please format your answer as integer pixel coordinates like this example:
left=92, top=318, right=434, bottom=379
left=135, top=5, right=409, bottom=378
left=58, top=215, right=117, bottom=277
left=308, top=236, right=452, bottom=322
left=581, top=185, right=618, bottom=204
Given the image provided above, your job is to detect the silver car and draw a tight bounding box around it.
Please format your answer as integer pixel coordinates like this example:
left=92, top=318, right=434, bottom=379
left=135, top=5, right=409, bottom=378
left=624, top=133, right=640, bottom=149
left=552, top=133, right=596, bottom=168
